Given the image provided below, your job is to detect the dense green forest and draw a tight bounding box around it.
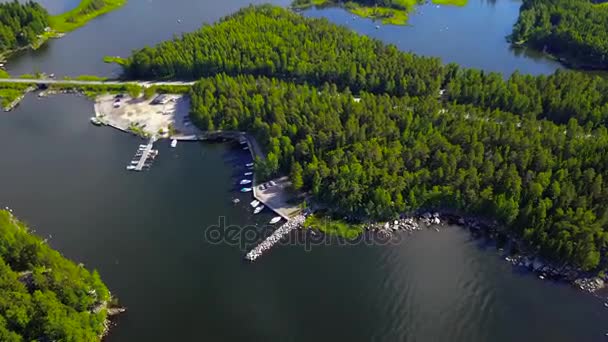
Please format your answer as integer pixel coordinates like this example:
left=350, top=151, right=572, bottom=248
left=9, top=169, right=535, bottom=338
left=511, top=0, right=608, bottom=69
left=125, top=5, right=608, bottom=270
left=124, top=5, right=608, bottom=128
left=0, top=210, right=110, bottom=341
left=190, top=74, right=608, bottom=271
left=0, top=1, right=50, bottom=55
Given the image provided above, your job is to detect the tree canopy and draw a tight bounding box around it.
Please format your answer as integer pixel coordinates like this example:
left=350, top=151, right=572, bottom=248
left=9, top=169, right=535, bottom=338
left=125, top=5, right=608, bottom=128
left=511, top=0, right=608, bottom=69
left=0, top=210, right=110, bottom=341
left=0, top=1, right=49, bottom=54
left=125, top=5, right=608, bottom=271
left=190, top=74, right=608, bottom=271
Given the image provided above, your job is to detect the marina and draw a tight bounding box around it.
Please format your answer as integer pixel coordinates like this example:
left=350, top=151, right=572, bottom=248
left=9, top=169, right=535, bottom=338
left=127, top=137, right=157, bottom=172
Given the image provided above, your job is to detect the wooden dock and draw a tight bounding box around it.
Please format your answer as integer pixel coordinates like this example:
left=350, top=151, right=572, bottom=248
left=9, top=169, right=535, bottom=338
left=132, top=137, right=156, bottom=171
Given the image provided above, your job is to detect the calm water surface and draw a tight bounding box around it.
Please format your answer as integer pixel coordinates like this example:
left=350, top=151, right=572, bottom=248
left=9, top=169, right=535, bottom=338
left=303, top=0, right=562, bottom=76
left=1, top=0, right=605, bottom=341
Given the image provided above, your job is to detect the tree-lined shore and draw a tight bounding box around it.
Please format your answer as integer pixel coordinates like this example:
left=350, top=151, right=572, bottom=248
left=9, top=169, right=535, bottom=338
left=122, top=5, right=608, bottom=272
left=0, top=209, right=114, bottom=341
left=0, top=0, right=126, bottom=61
left=510, top=0, right=608, bottom=70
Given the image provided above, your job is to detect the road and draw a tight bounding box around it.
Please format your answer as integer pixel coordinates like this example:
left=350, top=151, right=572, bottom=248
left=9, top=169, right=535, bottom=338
left=0, top=78, right=195, bottom=87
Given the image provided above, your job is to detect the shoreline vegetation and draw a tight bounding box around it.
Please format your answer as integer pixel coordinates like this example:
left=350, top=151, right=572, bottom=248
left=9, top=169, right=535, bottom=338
left=122, top=5, right=608, bottom=286
left=0, top=0, right=127, bottom=63
left=509, top=0, right=608, bottom=71
left=0, top=208, right=122, bottom=341
left=292, top=0, right=468, bottom=25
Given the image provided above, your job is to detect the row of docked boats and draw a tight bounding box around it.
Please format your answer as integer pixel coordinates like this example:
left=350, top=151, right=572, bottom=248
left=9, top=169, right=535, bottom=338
left=234, top=160, right=282, bottom=224
left=126, top=143, right=158, bottom=171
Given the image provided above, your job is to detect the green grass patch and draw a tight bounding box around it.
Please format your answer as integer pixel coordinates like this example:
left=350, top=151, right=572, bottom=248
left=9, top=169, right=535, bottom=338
left=49, top=0, right=127, bottom=33
left=344, top=2, right=411, bottom=25
left=103, top=55, right=128, bottom=65
left=304, top=214, right=364, bottom=239
left=0, top=69, right=8, bottom=79
left=0, top=83, right=33, bottom=108
left=64, top=74, right=109, bottom=81
left=292, top=0, right=330, bottom=9
left=432, top=0, right=468, bottom=6
left=0, top=88, right=24, bottom=108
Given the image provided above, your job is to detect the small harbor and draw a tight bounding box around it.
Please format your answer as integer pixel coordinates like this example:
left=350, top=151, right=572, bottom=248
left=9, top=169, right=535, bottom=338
left=126, top=137, right=157, bottom=171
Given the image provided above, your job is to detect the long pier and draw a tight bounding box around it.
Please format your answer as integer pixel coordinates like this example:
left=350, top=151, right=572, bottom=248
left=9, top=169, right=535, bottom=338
left=132, top=137, right=156, bottom=171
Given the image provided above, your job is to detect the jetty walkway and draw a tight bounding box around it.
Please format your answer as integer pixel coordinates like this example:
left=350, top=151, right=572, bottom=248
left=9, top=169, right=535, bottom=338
left=134, top=137, right=156, bottom=171
left=245, top=215, right=305, bottom=261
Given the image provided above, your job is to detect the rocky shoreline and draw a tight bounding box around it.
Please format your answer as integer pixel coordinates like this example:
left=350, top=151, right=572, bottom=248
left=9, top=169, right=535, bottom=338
left=357, top=211, right=606, bottom=294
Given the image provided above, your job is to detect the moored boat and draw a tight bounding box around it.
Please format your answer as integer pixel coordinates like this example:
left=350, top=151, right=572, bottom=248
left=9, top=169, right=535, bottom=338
left=90, top=117, right=102, bottom=126
left=269, top=217, right=281, bottom=224
left=246, top=162, right=254, bottom=167
left=240, top=179, right=252, bottom=185
left=240, top=187, right=252, bottom=192
left=170, top=139, right=177, bottom=148
left=253, top=205, right=264, bottom=214
left=250, top=200, right=260, bottom=207
left=244, top=172, right=253, bottom=176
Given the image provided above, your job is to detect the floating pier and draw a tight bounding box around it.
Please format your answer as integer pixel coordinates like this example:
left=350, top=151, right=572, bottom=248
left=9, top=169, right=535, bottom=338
left=128, top=137, right=157, bottom=171
left=245, top=215, right=305, bottom=262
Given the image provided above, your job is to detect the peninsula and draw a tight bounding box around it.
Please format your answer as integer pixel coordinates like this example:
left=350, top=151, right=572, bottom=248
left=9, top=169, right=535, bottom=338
left=0, top=209, right=116, bottom=341
left=510, top=0, right=608, bottom=70
left=118, top=5, right=608, bottom=276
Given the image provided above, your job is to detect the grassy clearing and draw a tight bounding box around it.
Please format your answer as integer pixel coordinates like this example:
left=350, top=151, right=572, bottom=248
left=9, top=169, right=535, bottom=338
left=346, top=3, right=410, bottom=25
left=103, top=55, right=128, bottom=65
left=0, top=69, right=8, bottom=79
left=432, top=0, right=468, bottom=6
left=304, top=214, right=364, bottom=239
left=0, top=83, right=33, bottom=108
left=49, top=0, right=127, bottom=33
left=63, top=75, right=109, bottom=81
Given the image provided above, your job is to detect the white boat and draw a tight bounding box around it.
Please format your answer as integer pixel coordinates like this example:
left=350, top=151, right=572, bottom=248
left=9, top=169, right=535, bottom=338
left=253, top=205, right=264, bottom=214
left=243, top=146, right=249, bottom=150
left=130, top=160, right=138, bottom=164
left=240, top=187, right=252, bottom=192
left=170, top=139, right=177, bottom=148
left=244, top=172, right=253, bottom=176
left=246, top=163, right=254, bottom=167
left=250, top=200, right=260, bottom=208
left=90, top=117, right=101, bottom=126
left=240, top=179, right=252, bottom=185
left=126, top=165, right=136, bottom=170
left=269, top=217, right=282, bottom=224
left=232, top=198, right=240, bottom=204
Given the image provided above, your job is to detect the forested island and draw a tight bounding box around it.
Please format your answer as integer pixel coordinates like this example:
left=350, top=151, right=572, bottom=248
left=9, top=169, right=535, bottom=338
left=510, top=0, right=608, bottom=70
left=0, top=209, right=114, bottom=341
left=0, top=0, right=126, bottom=60
left=0, top=1, right=49, bottom=57
left=121, top=5, right=608, bottom=272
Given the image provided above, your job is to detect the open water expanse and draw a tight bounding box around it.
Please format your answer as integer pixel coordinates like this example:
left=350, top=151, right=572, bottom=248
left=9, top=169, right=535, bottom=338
left=1, top=0, right=606, bottom=340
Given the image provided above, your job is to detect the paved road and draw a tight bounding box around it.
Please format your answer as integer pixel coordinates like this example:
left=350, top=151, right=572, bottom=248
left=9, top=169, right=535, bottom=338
left=0, top=78, right=195, bottom=87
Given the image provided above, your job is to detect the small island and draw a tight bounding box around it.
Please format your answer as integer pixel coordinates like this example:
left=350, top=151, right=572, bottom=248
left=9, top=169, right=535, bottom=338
left=292, top=0, right=467, bottom=25
left=0, top=209, right=119, bottom=341
left=0, top=0, right=127, bottom=63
